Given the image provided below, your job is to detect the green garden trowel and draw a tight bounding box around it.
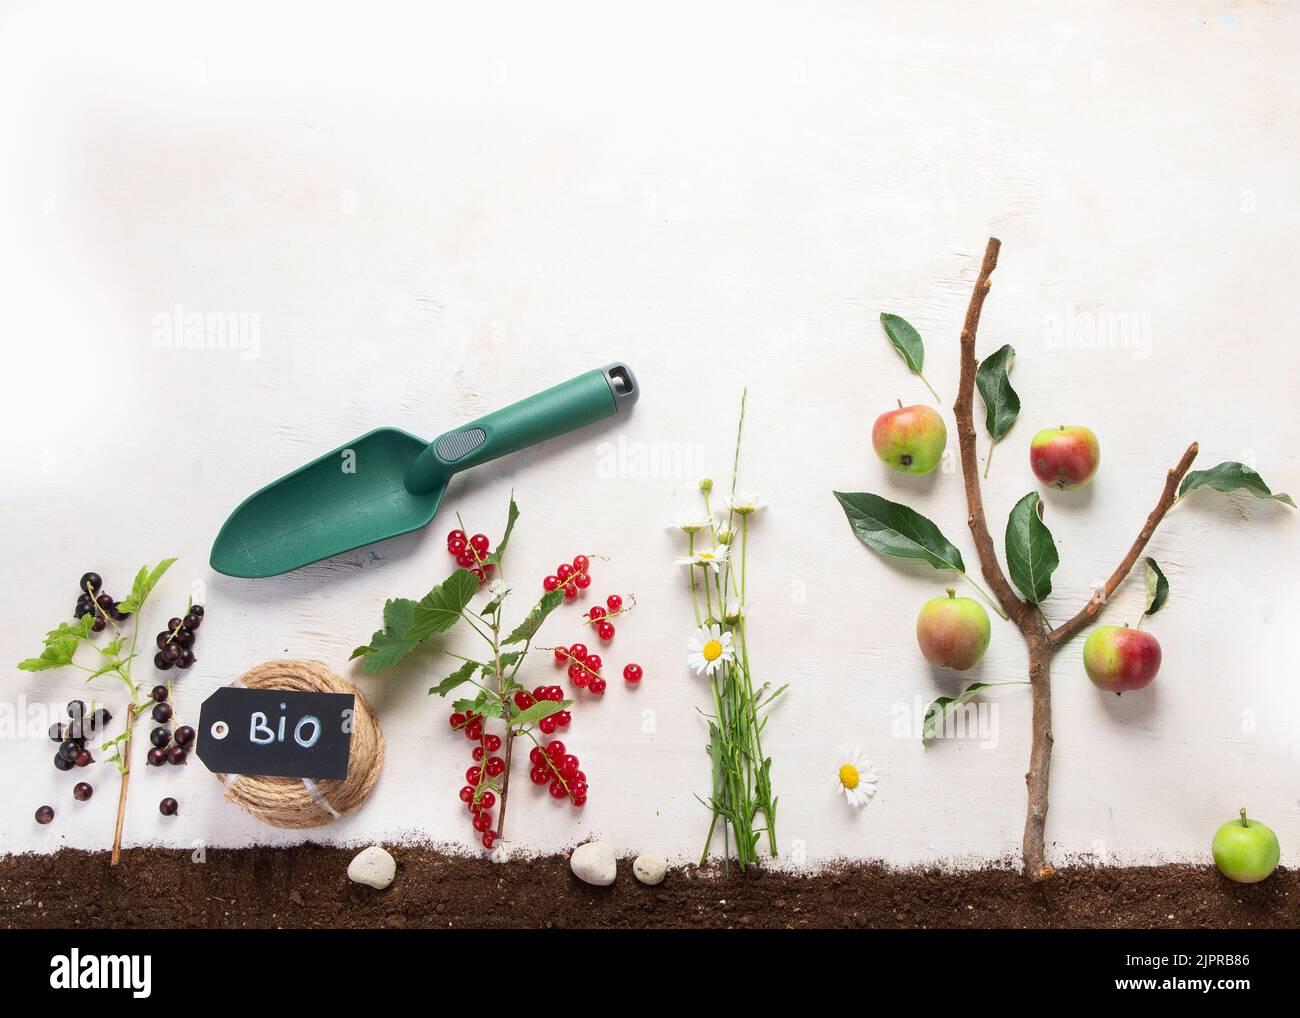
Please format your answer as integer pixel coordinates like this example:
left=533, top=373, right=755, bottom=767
left=210, top=363, right=639, bottom=577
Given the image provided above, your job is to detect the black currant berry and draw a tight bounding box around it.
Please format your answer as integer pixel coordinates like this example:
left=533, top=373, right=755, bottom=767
left=154, top=652, right=173, bottom=670
left=67, top=700, right=85, bottom=719
left=91, top=617, right=107, bottom=633
left=150, top=685, right=169, bottom=702
left=48, top=722, right=65, bottom=742
left=54, top=752, right=73, bottom=772
left=173, top=725, right=195, bottom=746
left=176, top=649, right=195, bottom=669
left=162, top=643, right=181, bottom=663
left=147, top=747, right=166, bottom=766
left=166, top=746, right=187, bottom=765
left=183, top=613, right=201, bottom=631
left=175, top=628, right=194, bottom=649
left=159, top=798, right=178, bottom=816
left=96, top=593, right=113, bottom=610
left=149, top=726, right=171, bottom=748
left=79, top=572, right=102, bottom=595
left=35, top=805, right=54, bottom=824
left=75, top=750, right=93, bottom=767
left=152, top=703, right=173, bottom=723
left=72, top=782, right=93, bottom=801
left=189, top=605, right=204, bottom=618
left=91, top=707, right=112, bottom=729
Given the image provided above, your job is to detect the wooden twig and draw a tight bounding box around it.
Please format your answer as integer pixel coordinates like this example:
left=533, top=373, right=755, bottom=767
left=110, top=703, right=135, bottom=866
left=952, top=237, right=1030, bottom=626
left=1048, top=441, right=1199, bottom=648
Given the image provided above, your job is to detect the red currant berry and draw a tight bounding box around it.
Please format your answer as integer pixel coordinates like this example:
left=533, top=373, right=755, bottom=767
left=466, top=722, right=484, bottom=741
left=567, top=663, right=584, bottom=682
left=449, top=712, right=466, bottom=729
left=515, top=691, right=534, bottom=710
left=471, top=567, right=486, bottom=583
left=485, top=756, right=505, bottom=777
left=546, top=686, right=563, bottom=700
left=447, top=529, right=467, bottom=545
left=559, top=755, right=580, bottom=779
left=482, top=562, right=495, bottom=574
left=574, top=770, right=586, bottom=784
left=570, top=670, right=589, bottom=689
left=568, top=643, right=588, bottom=662
left=556, top=563, right=575, bottom=581
left=470, top=533, right=490, bottom=555
left=543, top=574, right=560, bottom=592
left=570, top=781, right=588, bottom=798
left=606, top=594, right=623, bottom=612
left=482, top=830, right=498, bottom=849
left=563, top=585, right=578, bottom=600
left=529, top=746, right=545, bottom=766
left=572, top=554, right=590, bottom=572
left=584, top=654, right=602, bottom=673
left=533, top=686, right=548, bottom=699
left=555, top=710, right=571, bottom=728
left=574, top=571, right=592, bottom=590
left=484, top=734, right=502, bottom=752
left=459, top=785, right=474, bottom=803
left=472, top=746, right=485, bottom=761
left=546, top=740, right=565, bottom=758
left=587, top=605, right=606, bottom=621
left=624, top=663, right=643, bottom=684
left=473, top=812, right=492, bottom=833
left=539, top=716, right=558, bottom=734
left=548, top=780, right=567, bottom=799
left=466, top=766, right=482, bottom=784
left=571, top=794, right=587, bottom=807
left=552, top=646, right=569, bottom=665
left=596, top=621, right=615, bottom=641
left=479, top=791, right=496, bottom=809
left=589, top=678, right=607, bottom=695
left=448, top=537, right=467, bottom=556
left=456, top=552, right=475, bottom=568
left=530, top=765, right=549, bottom=785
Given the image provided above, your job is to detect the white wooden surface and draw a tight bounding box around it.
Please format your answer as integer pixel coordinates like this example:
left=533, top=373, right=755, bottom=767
left=2, top=1, right=1297, bottom=869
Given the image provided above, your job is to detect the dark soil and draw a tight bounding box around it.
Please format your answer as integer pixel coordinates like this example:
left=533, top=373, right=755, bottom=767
left=2, top=846, right=1295, bottom=929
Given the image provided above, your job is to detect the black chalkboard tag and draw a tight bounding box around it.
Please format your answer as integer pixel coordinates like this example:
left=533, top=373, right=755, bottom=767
left=195, top=686, right=355, bottom=780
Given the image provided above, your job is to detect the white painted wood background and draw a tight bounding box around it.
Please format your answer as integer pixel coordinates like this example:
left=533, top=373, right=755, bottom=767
left=2, top=1, right=1297, bottom=871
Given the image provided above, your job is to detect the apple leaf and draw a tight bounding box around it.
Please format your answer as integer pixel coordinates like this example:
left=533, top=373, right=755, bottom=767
left=1005, top=492, right=1059, bottom=604
left=1178, top=461, right=1295, bottom=508
left=923, top=680, right=1028, bottom=743
left=833, top=491, right=965, bottom=574
left=406, top=569, right=479, bottom=641
left=1143, top=557, right=1169, bottom=617
left=975, top=344, right=1020, bottom=441
left=880, top=313, right=940, bottom=401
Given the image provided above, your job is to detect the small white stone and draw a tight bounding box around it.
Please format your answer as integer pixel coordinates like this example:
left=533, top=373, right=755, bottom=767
left=570, top=841, right=617, bottom=886
left=632, top=853, right=667, bottom=886
left=347, top=845, right=396, bottom=889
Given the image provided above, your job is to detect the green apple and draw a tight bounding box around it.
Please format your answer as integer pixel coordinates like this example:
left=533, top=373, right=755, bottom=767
left=916, top=588, right=990, bottom=671
left=873, top=402, right=947, bottom=475
left=1029, top=425, right=1100, bottom=490
left=1083, top=624, right=1161, bottom=694
left=1212, top=808, right=1280, bottom=884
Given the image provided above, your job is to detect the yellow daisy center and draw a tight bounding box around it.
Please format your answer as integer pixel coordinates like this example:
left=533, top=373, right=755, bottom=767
left=702, top=639, right=724, bottom=662
left=838, top=764, right=860, bottom=789
left=700, top=552, right=716, bottom=560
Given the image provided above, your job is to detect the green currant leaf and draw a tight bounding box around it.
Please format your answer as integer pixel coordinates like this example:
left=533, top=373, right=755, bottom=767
left=502, top=589, right=565, bottom=645
left=406, top=569, right=479, bottom=641
left=509, top=698, right=570, bottom=728
left=117, top=558, right=177, bottom=616
left=430, top=660, right=480, bottom=697
left=355, top=598, right=422, bottom=673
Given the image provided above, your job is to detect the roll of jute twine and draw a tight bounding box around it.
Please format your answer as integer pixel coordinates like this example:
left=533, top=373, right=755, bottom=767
left=215, top=660, right=384, bottom=828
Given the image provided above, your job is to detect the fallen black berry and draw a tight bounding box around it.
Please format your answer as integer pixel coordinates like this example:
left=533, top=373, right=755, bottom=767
left=75, top=750, right=93, bottom=767
left=35, top=805, right=54, bottom=825
left=159, top=797, right=178, bottom=816
left=72, top=782, right=93, bottom=801
left=53, top=752, right=73, bottom=772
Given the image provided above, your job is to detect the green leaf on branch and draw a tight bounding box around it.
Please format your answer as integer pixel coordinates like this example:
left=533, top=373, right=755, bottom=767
left=406, top=569, right=479, bottom=641
left=1005, top=492, right=1059, bottom=604
left=922, top=681, right=1028, bottom=743
left=480, top=651, right=523, bottom=678
left=1143, top=557, right=1169, bottom=617
left=18, top=616, right=94, bottom=672
left=503, top=589, right=564, bottom=645
left=833, top=491, right=965, bottom=573
left=509, top=698, right=571, bottom=728
left=1178, top=461, right=1295, bottom=508
left=484, top=494, right=520, bottom=567
left=430, top=659, right=480, bottom=697
left=975, top=344, right=1019, bottom=441
left=117, top=558, right=177, bottom=616
left=353, top=598, right=422, bottom=673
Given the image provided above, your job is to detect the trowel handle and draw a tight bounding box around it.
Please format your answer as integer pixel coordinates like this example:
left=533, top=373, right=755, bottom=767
left=403, top=363, right=639, bottom=495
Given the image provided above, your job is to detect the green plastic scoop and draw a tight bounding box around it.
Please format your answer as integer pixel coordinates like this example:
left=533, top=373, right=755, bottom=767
left=210, top=363, right=638, bottom=577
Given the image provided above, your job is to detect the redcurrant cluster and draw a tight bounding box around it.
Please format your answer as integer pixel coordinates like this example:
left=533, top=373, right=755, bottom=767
left=527, top=739, right=587, bottom=807
left=448, top=708, right=506, bottom=849
left=446, top=529, right=495, bottom=585
left=550, top=593, right=643, bottom=692
left=542, top=554, right=593, bottom=600
left=515, top=686, right=572, bottom=735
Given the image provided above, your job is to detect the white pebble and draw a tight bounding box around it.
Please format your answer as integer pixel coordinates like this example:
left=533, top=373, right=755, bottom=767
left=570, top=841, right=617, bottom=886
left=347, top=845, right=396, bottom=889
left=633, top=853, right=667, bottom=886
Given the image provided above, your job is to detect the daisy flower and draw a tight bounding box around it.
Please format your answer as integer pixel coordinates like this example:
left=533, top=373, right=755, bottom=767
left=668, top=510, right=714, bottom=534
left=722, top=597, right=751, bottom=625
left=835, top=748, right=878, bottom=808
left=726, top=492, right=767, bottom=515
left=674, top=546, right=729, bottom=572
left=686, top=623, right=735, bottom=677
